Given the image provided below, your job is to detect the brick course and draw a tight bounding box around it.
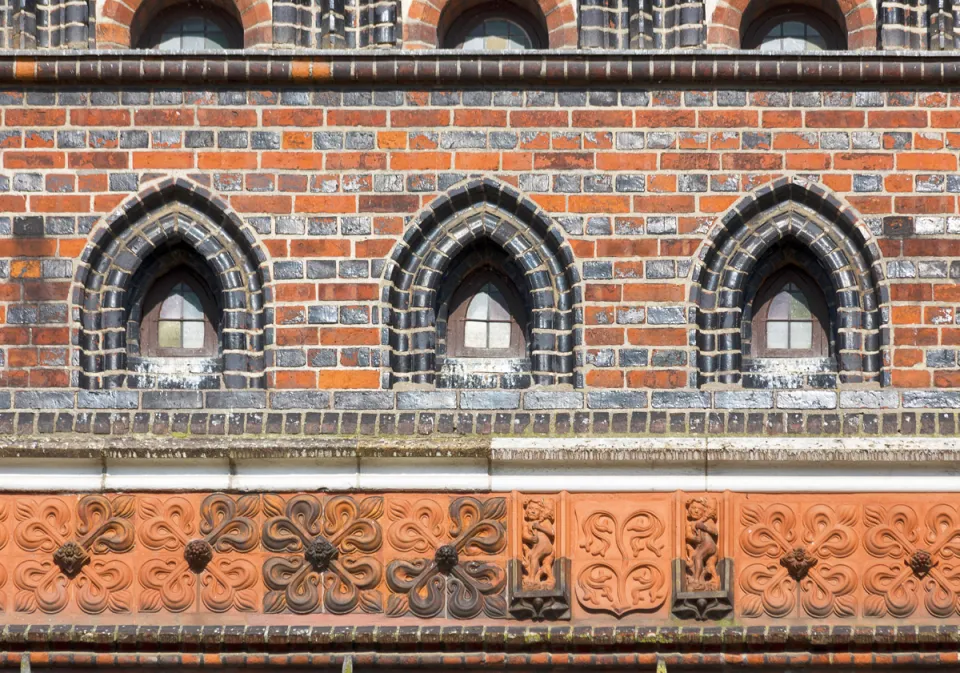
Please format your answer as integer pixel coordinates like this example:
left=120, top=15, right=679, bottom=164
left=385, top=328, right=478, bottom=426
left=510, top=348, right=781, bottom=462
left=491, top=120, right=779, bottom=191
left=0, top=53, right=957, bottom=420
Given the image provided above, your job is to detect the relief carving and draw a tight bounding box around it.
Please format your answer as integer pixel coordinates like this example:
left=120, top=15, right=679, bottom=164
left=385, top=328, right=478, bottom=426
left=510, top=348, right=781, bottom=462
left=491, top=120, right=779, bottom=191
left=14, top=496, right=134, bottom=614
left=739, top=503, right=858, bottom=619
left=575, top=508, right=667, bottom=616
left=509, top=497, right=570, bottom=621
left=385, top=496, right=507, bottom=619
left=684, top=497, right=719, bottom=592
left=864, top=504, right=960, bottom=619
left=138, top=494, right=259, bottom=613
left=262, top=494, right=384, bottom=615
left=521, top=498, right=555, bottom=590
left=672, top=496, right=733, bottom=621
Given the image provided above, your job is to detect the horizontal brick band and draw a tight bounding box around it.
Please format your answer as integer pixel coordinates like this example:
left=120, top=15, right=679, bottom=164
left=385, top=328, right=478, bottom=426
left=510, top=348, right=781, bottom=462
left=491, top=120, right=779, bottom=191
left=2, top=51, right=960, bottom=86
left=0, top=623, right=957, bottom=665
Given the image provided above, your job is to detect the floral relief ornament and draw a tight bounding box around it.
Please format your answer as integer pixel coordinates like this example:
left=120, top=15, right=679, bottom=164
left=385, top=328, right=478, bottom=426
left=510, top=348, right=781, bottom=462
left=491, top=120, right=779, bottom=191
left=14, top=496, right=133, bottom=614
left=864, top=504, right=960, bottom=619
left=138, top=494, right=259, bottom=613
left=385, top=496, right=507, bottom=619
left=575, top=508, right=667, bottom=616
left=261, top=494, right=384, bottom=615
left=739, top=503, right=858, bottom=619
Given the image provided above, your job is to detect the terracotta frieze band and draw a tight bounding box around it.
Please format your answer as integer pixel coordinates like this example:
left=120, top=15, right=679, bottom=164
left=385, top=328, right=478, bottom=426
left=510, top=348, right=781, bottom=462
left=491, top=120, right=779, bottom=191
left=0, top=50, right=959, bottom=86
left=0, top=490, right=957, bottom=628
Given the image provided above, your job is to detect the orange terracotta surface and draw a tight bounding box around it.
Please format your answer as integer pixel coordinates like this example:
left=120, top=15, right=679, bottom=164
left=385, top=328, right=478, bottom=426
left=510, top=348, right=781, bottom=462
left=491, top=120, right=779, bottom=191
left=0, top=490, right=957, bottom=626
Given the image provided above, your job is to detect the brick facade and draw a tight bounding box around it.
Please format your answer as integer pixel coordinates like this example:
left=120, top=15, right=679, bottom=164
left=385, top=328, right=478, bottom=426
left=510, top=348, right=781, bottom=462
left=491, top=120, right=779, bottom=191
left=3, top=0, right=960, bottom=663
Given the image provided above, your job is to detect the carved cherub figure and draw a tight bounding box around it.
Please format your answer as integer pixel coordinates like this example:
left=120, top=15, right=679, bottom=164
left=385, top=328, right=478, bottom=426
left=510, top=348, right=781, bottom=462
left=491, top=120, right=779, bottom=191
left=684, top=497, right=719, bottom=591
left=521, top=498, right=556, bottom=589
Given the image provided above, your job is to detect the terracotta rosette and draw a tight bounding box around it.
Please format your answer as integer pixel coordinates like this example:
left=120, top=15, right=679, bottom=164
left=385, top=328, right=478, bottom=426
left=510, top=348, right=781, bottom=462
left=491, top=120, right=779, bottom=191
left=385, top=495, right=507, bottom=619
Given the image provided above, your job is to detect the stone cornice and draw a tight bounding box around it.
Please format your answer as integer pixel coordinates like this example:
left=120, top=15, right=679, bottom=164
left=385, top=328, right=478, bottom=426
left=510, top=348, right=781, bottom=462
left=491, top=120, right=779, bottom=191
left=0, top=435, right=957, bottom=463
left=0, top=49, right=957, bottom=86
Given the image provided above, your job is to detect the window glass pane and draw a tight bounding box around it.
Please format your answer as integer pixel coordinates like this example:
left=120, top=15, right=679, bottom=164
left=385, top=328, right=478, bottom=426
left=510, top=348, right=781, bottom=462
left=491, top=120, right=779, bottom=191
left=464, top=320, right=488, bottom=349
left=790, top=322, right=813, bottom=350
left=158, top=321, right=181, bottom=349
left=767, top=321, right=789, bottom=350
left=182, top=321, right=206, bottom=349
left=466, top=290, right=490, bottom=320
left=159, top=285, right=184, bottom=319
left=157, top=13, right=232, bottom=51
left=789, top=291, right=812, bottom=319
left=488, top=287, right=510, bottom=321
left=158, top=33, right=181, bottom=50
left=759, top=18, right=826, bottom=52
left=488, top=322, right=512, bottom=349
left=457, top=17, right=533, bottom=50
left=768, top=290, right=791, bottom=320
left=182, top=289, right=204, bottom=320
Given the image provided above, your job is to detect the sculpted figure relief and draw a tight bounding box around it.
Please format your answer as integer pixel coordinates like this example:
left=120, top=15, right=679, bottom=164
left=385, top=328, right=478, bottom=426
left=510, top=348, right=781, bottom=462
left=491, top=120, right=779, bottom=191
left=683, top=497, right=719, bottom=592
left=521, top=499, right=556, bottom=589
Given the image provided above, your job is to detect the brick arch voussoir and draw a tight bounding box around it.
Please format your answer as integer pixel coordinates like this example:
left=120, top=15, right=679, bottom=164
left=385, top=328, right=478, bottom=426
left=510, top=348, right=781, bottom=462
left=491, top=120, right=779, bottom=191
left=97, top=0, right=270, bottom=47
left=695, top=187, right=884, bottom=387
left=695, top=177, right=882, bottom=288
left=402, top=0, right=576, bottom=47
left=707, top=0, right=876, bottom=49
left=76, top=177, right=268, bottom=390
left=384, top=177, right=579, bottom=388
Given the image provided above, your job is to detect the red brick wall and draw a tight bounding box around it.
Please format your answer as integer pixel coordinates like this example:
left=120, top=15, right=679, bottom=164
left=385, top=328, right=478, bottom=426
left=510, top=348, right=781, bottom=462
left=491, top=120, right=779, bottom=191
left=1, top=63, right=960, bottom=399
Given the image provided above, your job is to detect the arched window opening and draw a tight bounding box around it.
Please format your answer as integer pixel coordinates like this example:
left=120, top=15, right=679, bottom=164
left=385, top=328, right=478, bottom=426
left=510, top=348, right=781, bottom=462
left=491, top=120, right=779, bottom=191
left=753, top=271, right=830, bottom=358
left=434, top=261, right=532, bottom=389
left=449, top=272, right=527, bottom=358
left=441, top=2, right=546, bottom=48
left=140, top=269, right=219, bottom=359
left=136, top=5, right=242, bottom=49
left=449, top=278, right=526, bottom=358
left=742, top=5, right=846, bottom=51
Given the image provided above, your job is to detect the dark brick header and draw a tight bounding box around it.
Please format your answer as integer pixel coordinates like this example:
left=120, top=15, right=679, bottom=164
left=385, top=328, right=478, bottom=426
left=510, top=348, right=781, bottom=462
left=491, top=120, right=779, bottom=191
left=0, top=623, right=958, bottom=669
left=3, top=50, right=960, bottom=86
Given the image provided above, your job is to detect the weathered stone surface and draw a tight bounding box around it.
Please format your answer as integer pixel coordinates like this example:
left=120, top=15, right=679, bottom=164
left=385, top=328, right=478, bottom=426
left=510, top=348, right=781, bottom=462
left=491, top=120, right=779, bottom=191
left=334, top=392, right=394, bottom=410
left=523, top=391, right=584, bottom=410
left=397, top=391, right=457, bottom=410
left=460, top=391, right=521, bottom=410
left=776, top=391, right=837, bottom=410
left=78, top=391, right=140, bottom=409
left=142, top=391, right=203, bottom=410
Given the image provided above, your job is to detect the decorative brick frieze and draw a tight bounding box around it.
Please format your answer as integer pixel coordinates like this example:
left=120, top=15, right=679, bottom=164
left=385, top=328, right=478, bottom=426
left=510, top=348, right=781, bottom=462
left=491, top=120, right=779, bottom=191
left=0, top=490, right=958, bottom=633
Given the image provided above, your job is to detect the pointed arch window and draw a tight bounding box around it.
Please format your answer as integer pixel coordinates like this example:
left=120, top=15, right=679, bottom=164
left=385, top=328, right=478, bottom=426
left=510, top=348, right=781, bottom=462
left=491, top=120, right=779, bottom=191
left=141, top=270, right=218, bottom=358
left=752, top=269, right=829, bottom=358
left=448, top=271, right=527, bottom=359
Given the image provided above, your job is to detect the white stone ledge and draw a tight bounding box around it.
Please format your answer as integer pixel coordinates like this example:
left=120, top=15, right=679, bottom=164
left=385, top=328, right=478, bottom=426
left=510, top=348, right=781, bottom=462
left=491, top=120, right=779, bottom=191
left=0, top=437, right=956, bottom=492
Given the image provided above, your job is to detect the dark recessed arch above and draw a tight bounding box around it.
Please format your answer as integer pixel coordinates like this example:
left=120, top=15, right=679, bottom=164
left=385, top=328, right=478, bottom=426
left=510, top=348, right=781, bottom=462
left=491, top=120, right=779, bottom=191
left=693, top=177, right=888, bottom=388
left=74, top=178, right=269, bottom=390
left=383, top=178, right=581, bottom=388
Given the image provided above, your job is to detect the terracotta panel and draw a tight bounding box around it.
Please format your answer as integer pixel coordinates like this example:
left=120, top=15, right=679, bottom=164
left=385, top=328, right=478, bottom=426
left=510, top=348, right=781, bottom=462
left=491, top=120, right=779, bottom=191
left=382, top=493, right=509, bottom=621
left=3, top=489, right=960, bottom=629
left=569, top=493, right=673, bottom=621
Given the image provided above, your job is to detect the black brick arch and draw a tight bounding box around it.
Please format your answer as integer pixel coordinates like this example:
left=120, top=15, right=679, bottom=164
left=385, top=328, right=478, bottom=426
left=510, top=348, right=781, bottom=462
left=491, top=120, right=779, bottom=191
left=383, top=178, right=581, bottom=388
left=693, top=177, right=887, bottom=387
left=74, top=178, right=269, bottom=390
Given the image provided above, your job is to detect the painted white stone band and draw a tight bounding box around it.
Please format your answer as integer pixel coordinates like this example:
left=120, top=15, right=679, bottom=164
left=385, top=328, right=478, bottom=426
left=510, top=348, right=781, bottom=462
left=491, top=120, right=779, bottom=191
left=0, top=437, right=956, bottom=492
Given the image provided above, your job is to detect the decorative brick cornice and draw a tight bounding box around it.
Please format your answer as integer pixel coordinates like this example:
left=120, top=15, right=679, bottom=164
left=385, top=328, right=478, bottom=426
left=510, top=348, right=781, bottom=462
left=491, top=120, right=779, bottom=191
left=1, top=50, right=960, bottom=86
left=0, top=623, right=958, bottom=668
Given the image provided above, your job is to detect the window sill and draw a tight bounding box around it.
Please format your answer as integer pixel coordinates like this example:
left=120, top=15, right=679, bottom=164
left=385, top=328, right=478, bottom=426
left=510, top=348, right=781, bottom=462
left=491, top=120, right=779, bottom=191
left=742, top=356, right=837, bottom=390
left=438, top=357, right=531, bottom=389
left=129, top=356, right=222, bottom=375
